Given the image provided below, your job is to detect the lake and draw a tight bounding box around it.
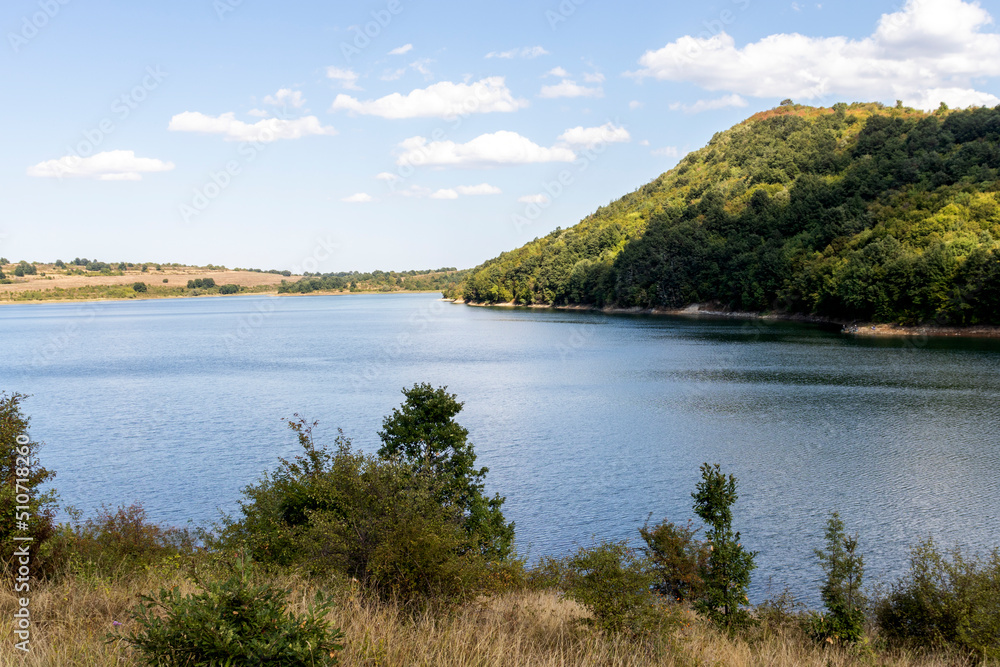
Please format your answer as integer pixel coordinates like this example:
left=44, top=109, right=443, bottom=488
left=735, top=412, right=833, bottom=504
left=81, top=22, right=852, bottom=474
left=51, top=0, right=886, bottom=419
left=3, top=292, right=1000, bottom=606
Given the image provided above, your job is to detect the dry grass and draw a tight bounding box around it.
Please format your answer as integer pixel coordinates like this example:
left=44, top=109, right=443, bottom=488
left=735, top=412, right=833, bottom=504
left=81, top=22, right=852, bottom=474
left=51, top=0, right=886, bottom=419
left=0, top=572, right=980, bottom=667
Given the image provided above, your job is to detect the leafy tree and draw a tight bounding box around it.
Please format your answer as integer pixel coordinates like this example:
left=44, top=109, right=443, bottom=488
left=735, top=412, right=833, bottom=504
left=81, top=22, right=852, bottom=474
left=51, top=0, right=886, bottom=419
left=564, top=540, right=658, bottom=635
left=811, top=512, right=866, bottom=643
left=378, top=384, right=514, bottom=561
left=0, top=393, right=57, bottom=576
left=53, top=259, right=65, bottom=269
left=0, top=257, right=8, bottom=265
left=218, top=284, right=239, bottom=295
left=132, top=282, right=148, bottom=293
left=12, top=265, right=23, bottom=277
left=691, top=463, right=756, bottom=631
left=639, top=517, right=709, bottom=603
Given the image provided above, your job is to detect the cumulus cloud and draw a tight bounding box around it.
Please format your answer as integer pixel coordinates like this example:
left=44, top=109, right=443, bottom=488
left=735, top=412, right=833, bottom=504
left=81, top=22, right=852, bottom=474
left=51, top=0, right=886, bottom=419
left=331, top=77, right=527, bottom=118
left=430, top=189, right=459, bottom=199
left=539, top=79, right=603, bottom=99
left=326, top=66, right=361, bottom=90
left=486, top=46, right=549, bottom=59
left=652, top=146, right=680, bottom=157
left=628, top=0, right=1000, bottom=110
left=263, top=88, right=306, bottom=108
left=389, top=43, right=413, bottom=55
left=27, top=150, right=175, bottom=180
left=582, top=72, right=606, bottom=83
left=557, top=122, right=631, bottom=148
left=546, top=66, right=570, bottom=77
left=456, top=183, right=502, bottom=195
left=168, top=112, right=337, bottom=142
left=669, top=94, right=749, bottom=113
left=629, top=100, right=644, bottom=109
left=375, top=171, right=400, bottom=181
left=395, top=131, right=576, bottom=167
left=342, top=192, right=374, bottom=203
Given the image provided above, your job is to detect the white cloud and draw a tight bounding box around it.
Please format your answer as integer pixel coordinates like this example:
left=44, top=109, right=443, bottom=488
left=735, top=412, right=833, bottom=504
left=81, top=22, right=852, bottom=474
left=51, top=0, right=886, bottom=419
left=546, top=66, right=570, bottom=77
left=629, top=100, right=644, bottom=110
left=557, top=122, right=631, bottom=148
left=652, top=146, right=680, bottom=157
left=27, top=150, right=175, bottom=180
left=669, top=94, right=749, bottom=113
left=456, top=183, right=502, bottom=195
left=628, top=0, right=1000, bottom=110
left=326, top=66, right=361, bottom=90
left=518, top=193, right=550, bottom=204
left=375, top=172, right=400, bottom=181
left=430, top=189, right=459, bottom=199
left=342, top=192, right=373, bottom=203
left=331, top=77, right=527, bottom=119
left=582, top=72, right=606, bottom=83
left=263, top=88, right=306, bottom=108
left=486, top=46, right=549, bottom=59
left=395, top=131, right=576, bottom=167
left=539, top=79, right=603, bottom=99
left=168, top=112, right=337, bottom=142
left=639, top=139, right=650, bottom=146
left=247, top=108, right=270, bottom=117
left=389, top=43, right=413, bottom=55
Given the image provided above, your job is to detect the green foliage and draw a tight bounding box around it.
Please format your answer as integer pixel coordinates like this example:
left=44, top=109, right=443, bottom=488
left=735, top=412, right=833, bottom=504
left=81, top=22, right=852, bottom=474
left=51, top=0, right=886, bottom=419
left=219, top=416, right=495, bottom=606
left=461, top=104, right=1000, bottom=325
left=280, top=267, right=468, bottom=295
left=639, top=517, right=709, bottom=603
left=563, top=540, right=659, bottom=635
left=0, top=257, right=8, bottom=265
left=691, top=463, right=756, bottom=631
left=49, top=503, right=194, bottom=581
left=218, top=284, right=239, bottom=295
left=133, top=282, right=148, bottom=293
left=377, top=383, right=514, bottom=562
left=186, top=278, right=217, bottom=290
left=54, top=259, right=65, bottom=268
left=809, top=512, right=865, bottom=643
left=874, top=538, right=1000, bottom=660
left=0, top=393, right=57, bottom=576
left=119, top=555, right=344, bottom=666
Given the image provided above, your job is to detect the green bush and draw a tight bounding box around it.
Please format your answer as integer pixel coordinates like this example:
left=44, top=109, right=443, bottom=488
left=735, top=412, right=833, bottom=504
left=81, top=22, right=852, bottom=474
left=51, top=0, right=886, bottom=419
left=218, top=284, right=239, bottom=295
left=692, top=463, right=757, bottom=632
left=49, top=503, right=194, bottom=581
left=563, top=540, right=660, bottom=635
left=874, top=538, right=1000, bottom=660
left=218, top=417, right=492, bottom=606
left=809, top=512, right=865, bottom=643
left=133, top=282, right=148, bottom=293
left=0, top=393, right=57, bottom=577
left=639, top=517, right=708, bottom=603
left=119, top=556, right=344, bottom=666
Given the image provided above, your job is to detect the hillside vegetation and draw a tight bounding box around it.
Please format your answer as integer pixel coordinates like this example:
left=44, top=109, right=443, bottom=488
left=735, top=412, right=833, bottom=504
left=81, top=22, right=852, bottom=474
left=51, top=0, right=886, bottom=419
left=459, top=103, right=1000, bottom=326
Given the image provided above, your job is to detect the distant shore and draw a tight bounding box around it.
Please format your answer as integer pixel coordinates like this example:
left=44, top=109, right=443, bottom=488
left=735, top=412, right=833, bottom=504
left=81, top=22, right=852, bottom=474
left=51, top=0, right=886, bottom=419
left=450, top=299, right=1000, bottom=339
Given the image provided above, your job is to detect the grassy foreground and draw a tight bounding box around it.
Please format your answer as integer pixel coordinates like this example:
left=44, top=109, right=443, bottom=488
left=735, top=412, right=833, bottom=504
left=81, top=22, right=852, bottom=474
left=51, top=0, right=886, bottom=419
left=0, top=567, right=978, bottom=667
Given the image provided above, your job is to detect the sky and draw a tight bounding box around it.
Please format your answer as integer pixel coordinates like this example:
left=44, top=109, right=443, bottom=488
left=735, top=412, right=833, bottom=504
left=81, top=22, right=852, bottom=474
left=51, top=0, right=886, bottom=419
left=3, top=0, right=1000, bottom=273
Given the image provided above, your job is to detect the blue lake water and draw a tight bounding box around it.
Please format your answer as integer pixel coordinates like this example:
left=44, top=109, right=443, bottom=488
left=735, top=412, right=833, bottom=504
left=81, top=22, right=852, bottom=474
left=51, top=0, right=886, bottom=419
left=3, top=292, right=1000, bottom=606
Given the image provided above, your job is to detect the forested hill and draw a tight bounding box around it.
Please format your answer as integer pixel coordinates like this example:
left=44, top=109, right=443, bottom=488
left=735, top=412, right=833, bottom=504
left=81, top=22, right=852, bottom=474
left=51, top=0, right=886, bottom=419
left=458, top=103, right=1000, bottom=325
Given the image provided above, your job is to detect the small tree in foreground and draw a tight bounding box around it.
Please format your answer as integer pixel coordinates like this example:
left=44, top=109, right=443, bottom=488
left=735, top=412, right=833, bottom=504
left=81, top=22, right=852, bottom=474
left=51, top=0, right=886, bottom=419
left=639, top=517, right=709, bottom=603
left=564, top=540, right=659, bottom=635
left=810, top=512, right=865, bottom=643
left=692, top=463, right=756, bottom=631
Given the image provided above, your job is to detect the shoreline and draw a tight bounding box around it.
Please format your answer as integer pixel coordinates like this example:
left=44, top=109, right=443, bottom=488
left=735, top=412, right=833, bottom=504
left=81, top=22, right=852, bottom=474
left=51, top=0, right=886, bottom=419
left=450, top=299, right=1000, bottom=339
left=0, top=289, right=445, bottom=307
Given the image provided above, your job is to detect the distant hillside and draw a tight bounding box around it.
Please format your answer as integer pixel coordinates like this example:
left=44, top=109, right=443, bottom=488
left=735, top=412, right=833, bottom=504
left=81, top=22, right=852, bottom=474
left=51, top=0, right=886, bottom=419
left=459, top=103, right=1000, bottom=326
left=280, top=267, right=469, bottom=295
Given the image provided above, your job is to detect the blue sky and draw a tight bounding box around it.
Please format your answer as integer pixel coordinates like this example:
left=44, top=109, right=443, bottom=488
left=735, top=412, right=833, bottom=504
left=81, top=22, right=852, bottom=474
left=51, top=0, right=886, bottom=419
left=3, top=0, right=1000, bottom=272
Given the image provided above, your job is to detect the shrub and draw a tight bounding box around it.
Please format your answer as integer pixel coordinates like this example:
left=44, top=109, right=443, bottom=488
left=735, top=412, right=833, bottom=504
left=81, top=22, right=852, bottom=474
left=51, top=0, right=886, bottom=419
left=162, top=279, right=169, bottom=283
left=378, top=383, right=514, bottom=562
left=639, top=517, right=709, bottom=603
left=563, top=540, right=659, bottom=635
left=54, top=259, right=65, bottom=268
left=0, top=393, right=57, bottom=576
left=133, top=282, right=148, bottom=293
left=218, top=284, right=239, bottom=295
left=50, top=503, right=194, bottom=580
left=809, top=512, right=865, bottom=643
left=692, top=463, right=757, bottom=631
left=119, top=556, right=344, bottom=666
left=13, top=265, right=24, bottom=277
left=874, top=538, right=1000, bottom=660
left=219, top=417, right=492, bottom=606
left=0, top=257, right=8, bottom=265
left=201, top=277, right=216, bottom=288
